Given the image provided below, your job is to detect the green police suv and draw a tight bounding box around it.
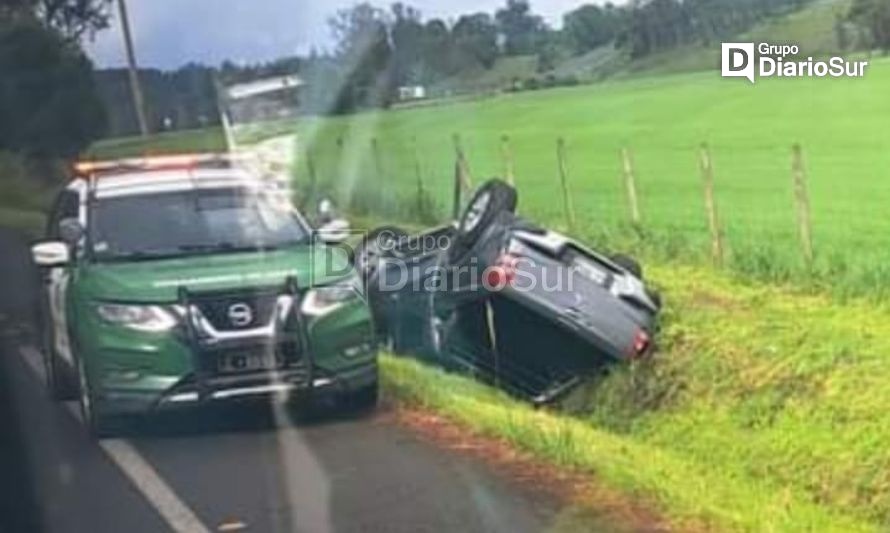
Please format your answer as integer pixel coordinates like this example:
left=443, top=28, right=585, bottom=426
left=31, top=155, right=377, bottom=436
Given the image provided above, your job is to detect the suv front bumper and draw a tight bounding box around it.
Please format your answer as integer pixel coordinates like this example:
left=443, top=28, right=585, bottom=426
left=96, top=359, right=378, bottom=415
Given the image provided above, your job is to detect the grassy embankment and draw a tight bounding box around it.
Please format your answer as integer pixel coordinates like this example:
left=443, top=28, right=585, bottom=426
left=0, top=153, right=56, bottom=238
left=383, top=261, right=890, bottom=531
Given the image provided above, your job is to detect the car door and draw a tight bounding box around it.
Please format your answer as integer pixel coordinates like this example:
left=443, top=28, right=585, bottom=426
left=44, top=189, right=81, bottom=365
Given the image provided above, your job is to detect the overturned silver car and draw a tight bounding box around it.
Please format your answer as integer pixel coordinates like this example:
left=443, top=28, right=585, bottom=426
left=356, top=180, right=662, bottom=404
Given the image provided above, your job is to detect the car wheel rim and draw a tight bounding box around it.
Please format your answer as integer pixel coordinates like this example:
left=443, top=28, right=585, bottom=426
left=462, top=192, right=491, bottom=234
left=358, top=243, right=379, bottom=276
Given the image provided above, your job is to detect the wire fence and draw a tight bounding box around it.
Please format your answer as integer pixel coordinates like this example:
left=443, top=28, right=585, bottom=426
left=295, top=132, right=890, bottom=298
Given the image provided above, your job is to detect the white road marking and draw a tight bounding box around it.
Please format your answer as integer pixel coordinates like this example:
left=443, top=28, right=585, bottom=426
left=18, top=345, right=212, bottom=533
left=99, top=440, right=211, bottom=533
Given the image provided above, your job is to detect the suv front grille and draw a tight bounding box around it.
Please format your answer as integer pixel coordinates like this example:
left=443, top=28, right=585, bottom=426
left=193, top=290, right=279, bottom=331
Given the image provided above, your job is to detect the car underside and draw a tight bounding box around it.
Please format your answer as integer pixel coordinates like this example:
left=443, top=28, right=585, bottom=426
left=357, top=179, right=662, bottom=404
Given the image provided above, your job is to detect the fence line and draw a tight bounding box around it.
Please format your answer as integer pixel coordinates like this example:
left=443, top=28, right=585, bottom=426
left=303, top=134, right=824, bottom=269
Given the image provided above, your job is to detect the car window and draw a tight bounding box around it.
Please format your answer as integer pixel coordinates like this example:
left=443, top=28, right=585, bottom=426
left=90, top=187, right=309, bottom=262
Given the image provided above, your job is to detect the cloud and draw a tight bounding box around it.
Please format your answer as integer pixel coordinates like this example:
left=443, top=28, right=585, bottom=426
left=87, top=0, right=598, bottom=70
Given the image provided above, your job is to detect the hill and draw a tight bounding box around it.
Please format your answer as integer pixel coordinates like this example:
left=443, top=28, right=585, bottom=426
left=432, top=0, right=853, bottom=94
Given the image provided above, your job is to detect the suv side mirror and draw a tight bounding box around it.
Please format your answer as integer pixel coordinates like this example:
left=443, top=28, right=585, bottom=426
left=317, top=198, right=337, bottom=225
left=59, top=218, right=84, bottom=246
left=32, top=241, right=70, bottom=267
left=317, top=218, right=350, bottom=244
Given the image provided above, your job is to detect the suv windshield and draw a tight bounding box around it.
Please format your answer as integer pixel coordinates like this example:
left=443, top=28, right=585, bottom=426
left=91, top=187, right=308, bottom=262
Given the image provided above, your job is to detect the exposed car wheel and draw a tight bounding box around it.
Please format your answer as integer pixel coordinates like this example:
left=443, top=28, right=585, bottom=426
left=76, top=357, right=118, bottom=438
left=42, top=324, right=77, bottom=401
left=611, top=253, right=643, bottom=279
left=454, top=179, right=517, bottom=251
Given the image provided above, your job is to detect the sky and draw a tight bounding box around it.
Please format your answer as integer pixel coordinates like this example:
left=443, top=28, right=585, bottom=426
left=86, top=0, right=598, bottom=70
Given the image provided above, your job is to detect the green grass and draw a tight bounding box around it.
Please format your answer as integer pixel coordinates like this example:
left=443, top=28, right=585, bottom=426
left=86, top=127, right=226, bottom=160
left=0, top=208, right=45, bottom=237
left=0, top=151, right=52, bottom=236
left=293, top=54, right=890, bottom=297
left=383, top=261, right=890, bottom=530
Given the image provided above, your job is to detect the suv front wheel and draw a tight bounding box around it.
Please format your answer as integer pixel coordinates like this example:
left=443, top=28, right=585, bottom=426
left=76, top=357, right=120, bottom=438
left=343, top=381, right=379, bottom=412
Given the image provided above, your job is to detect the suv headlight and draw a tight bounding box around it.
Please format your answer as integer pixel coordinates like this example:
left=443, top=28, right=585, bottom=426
left=95, top=303, right=178, bottom=332
left=302, top=280, right=360, bottom=317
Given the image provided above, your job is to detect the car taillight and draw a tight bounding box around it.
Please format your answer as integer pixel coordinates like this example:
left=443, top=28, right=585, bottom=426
left=629, top=329, right=651, bottom=359
left=485, top=253, right=520, bottom=290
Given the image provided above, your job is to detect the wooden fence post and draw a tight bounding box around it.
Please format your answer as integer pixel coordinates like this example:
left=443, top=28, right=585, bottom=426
left=620, top=147, right=641, bottom=225
left=371, top=137, right=384, bottom=181
left=452, top=133, right=472, bottom=191
left=791, top=144, right=814, bottom=265
left=500, top=134, right=516, bottom=186
left=412, top=137, right=425, bottom=217
left=305, top=149, right=318, bottom=208
left=698, top=143, right=724, bottom=266
left=452, top=158, right=463, bottom=220
left=556, top=138, right=577, bottom=233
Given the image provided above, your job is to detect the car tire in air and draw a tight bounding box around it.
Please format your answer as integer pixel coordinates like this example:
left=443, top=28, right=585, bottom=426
left=455, top=179, right=518, bottom=249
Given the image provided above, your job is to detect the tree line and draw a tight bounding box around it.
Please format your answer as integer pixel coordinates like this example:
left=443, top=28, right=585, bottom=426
left=0, top=0, right=108, bottom=167
left=91, top=0, right=890, bottom=135
left=5, top=0, right=890, bottom=148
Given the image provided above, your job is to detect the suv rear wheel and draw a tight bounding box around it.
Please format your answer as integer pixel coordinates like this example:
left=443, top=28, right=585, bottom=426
left=42, top=325, right=77, bottom=401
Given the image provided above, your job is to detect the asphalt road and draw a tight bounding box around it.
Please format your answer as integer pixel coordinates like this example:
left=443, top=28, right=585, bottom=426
left=0, top=229, right=604, bottom=533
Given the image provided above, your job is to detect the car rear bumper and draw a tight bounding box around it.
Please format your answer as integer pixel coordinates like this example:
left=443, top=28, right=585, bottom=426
left=95, top=359, right=378, bottom=416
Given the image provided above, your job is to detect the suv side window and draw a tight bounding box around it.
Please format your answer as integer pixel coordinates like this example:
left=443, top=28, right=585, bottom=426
left=46, top=190, right=80, bottom=239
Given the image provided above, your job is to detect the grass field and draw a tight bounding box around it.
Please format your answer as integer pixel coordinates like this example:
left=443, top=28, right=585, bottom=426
left=383, top=262, right=890, bottom=531
left=87, top=56, right=890, bottom=296
left=288, top=55, right=890, bottom=297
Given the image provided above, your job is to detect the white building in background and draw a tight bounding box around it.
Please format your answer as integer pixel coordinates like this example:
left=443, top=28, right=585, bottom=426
left=397, top=85, right=427, bottom=101
left=222, top=74, right=304, bottom=124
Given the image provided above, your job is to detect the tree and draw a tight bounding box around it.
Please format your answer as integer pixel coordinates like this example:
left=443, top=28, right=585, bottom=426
left=495, top=0, right=547, bottom=56
left=328, top=3, right=394, bottom=111
left=563, top=3, right=623, bottom=55
left=848, top=0, right=890, bottom=53
left=1, top=0, right=112, bottom=42
left=452, top=13, right=499, bottom=69
left=419, top=18, right=453, bottom=78
left=390, top=3, right=425, bottom=85
left=0, top=18, right=106, bottom=158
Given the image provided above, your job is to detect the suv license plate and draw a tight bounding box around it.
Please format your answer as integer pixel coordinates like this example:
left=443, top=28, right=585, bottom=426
left=219, top=353, right=280, bottom=373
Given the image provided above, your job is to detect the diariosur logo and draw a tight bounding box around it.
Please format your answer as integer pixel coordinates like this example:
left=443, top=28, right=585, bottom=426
left=721, top=43, right=869, bottom=83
